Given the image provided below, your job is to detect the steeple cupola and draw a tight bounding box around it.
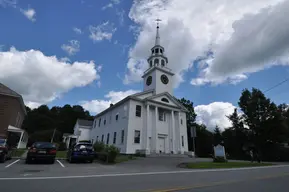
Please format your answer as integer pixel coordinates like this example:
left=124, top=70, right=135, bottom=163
left=147, top=19, right=168, bottom=69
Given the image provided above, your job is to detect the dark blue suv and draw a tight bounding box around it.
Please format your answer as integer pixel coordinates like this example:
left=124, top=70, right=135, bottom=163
left=67, top=142, right=95, bottom=163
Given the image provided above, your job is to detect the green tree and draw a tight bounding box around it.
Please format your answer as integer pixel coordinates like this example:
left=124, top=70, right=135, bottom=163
left=178, top=98, right=197, bottom=151
left=224, top=108, right=249, bottom=159
left=238, top=88, right=288, bottom=160
left=22, top=104, right=93, bottom=143
left=213, top=125, right=222, bottom=145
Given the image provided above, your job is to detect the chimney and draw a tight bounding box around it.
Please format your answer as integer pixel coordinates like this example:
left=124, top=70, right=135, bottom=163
left=110, top=103, right=114, bottom=107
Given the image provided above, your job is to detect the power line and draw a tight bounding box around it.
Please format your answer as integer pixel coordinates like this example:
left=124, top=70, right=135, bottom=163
left=213, top=77, right=289, bottom=113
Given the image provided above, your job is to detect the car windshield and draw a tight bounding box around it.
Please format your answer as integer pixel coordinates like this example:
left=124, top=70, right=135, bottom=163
left=34, top=142, right=55, bottom=148
left=75, top=144, right=93, bottom=150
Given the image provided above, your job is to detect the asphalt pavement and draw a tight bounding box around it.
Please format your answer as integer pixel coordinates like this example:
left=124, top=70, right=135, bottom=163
left=0, top=158, right=289, bottom=192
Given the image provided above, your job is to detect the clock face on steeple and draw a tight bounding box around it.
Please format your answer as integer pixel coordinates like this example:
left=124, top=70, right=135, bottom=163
left=161, top=74, right=169, bottom=84
left=146, top=76, right=152, bottom=86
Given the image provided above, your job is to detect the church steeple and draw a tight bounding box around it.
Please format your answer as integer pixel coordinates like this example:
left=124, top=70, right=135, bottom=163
left=142, top=19, right=174, bottom=95
left=155, top=19, right=161, bottom=46
left=146, top=19, right=169, bottom=69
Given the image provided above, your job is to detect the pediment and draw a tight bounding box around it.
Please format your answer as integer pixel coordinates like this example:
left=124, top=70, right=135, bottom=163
left=145, top=92, right=188, bottom=111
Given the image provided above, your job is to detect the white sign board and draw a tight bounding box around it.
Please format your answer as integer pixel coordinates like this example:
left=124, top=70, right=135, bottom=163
left=214, top=144, right=226, bottom=158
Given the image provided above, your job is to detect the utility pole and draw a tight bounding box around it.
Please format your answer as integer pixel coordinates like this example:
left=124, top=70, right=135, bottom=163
left=51, top=128, right=56, bottom=143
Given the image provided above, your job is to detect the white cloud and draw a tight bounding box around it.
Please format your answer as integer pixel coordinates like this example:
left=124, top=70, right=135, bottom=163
left=125, top=0, right=286, bottom=87
left=0, top=0, right=16, bottom=8
left=80, top=89, right=139, bottom=114
left=195, top=102, right=236, bottom=131
left=89, top=21, right=117, bottom=42
left=20, top=8, right=36, bottom=22
left=102, top=0, right=121, bottom=10
left=61, top=40, right=80, bottom=56
left=0, top=47, right=101, bottom=108
left=116, top=9, right=125, bottom=26
left=73, top=27, right=82, bottom=34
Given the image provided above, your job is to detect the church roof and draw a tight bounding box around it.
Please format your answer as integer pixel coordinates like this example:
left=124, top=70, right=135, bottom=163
left=77, top=119, right=94, bottom=127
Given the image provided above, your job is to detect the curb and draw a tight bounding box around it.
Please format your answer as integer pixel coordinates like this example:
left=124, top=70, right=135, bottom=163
left=11, top=157, right=67, bottom=160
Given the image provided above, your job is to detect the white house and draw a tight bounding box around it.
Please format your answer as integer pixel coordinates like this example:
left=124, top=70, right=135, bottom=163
left=63, top=119, right=93, bottom=148
left=88, top=23, right=189, bottom=155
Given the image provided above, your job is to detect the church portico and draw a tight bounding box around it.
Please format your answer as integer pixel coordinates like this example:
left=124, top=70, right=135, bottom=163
left=144, top=102, right=182, bottom=155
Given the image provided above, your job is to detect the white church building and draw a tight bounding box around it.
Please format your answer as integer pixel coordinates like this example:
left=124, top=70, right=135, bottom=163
left=81, top=24, right=189, bottom=155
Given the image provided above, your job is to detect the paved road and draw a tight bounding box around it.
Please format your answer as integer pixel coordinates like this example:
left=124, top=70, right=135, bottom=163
left=1, top=158, right=289, bottom=192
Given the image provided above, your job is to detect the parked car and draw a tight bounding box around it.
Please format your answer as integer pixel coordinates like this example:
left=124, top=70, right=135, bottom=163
left=0, top=138, right=12, bottom=163
left=67, top=142, right=95, bottom=163
left=26, top=142, right=57, bottom=164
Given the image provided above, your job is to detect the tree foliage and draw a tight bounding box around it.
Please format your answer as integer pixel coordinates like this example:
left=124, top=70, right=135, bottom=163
left=22, top=104, right=93, bottom=144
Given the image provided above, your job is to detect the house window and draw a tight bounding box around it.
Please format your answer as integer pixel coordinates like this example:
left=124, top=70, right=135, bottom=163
left=155, top=48, right=159, bottom=54
left=106, top=133, right=110, bottom=144
left=150, top=60, right=153, bottom=67
left=98, top=118, right=101, bottom=127
left=104, top=119, right=106, bottom=125
left=116, top=114, right=119, bottom=121
left=181, top=136, right=184, bottom=147
left=15, top=112, right=20, bottom=126
left=160, top=49, right=163, bottom=54
left=121, top=130, right=124, bottom=144
left=135, top=105, right=142, bottom=117
left=109, top=115, right=112, bottom=124
left=113, top=132, right=117, bottom=144
left=96, top=136, right=99, bottom=141
left=101, top=135, right=104, bottom=143
left=134, top=130, right=140, bottom=144
left=159, top=109, right=166, bottom=121
left=181, top=119, right=183, bottom=125
left=161, top=98, right=169, bottom=103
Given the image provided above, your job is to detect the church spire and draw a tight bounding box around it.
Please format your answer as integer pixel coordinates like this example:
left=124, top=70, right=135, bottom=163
left=155, top=19, right=161, bottom=46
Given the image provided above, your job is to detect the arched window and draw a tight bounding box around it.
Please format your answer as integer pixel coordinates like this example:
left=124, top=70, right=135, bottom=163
left=161, top=98, right=169, bottom=103
left=150, top=60, right=153, bottom=67
left=154, top=59, right=159, bottom=65
left=160, top=49, right=163, bottom=54
left=161, top=60, right=165, bottom=67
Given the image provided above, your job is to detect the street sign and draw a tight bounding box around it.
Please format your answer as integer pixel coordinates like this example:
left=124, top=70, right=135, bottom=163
left=190, top=126, right=197, bottom=138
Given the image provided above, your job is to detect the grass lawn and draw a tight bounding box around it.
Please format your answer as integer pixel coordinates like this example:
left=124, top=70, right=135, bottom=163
left=115, top=155, right=137, bottom=163
left=185, top=161, right=274, bottom=169
left=11, top=149, right=26, bottom=157
left=56, top=151, right=67, bottom=158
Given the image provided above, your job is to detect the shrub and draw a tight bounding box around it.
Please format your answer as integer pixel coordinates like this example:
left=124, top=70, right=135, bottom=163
left=93, top=141, right=105, bottom=152
left=105, top=145, right=120, bottom=163
left=213, top=156, right=227, bottom=163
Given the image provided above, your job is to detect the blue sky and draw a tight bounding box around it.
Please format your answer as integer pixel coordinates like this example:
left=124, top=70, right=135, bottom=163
left=1, top=0, right=289, bottom=130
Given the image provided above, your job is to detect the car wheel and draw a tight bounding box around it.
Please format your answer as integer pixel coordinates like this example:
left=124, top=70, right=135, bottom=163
left=68, top=156, right=74, bottom=163
left=25, top=157, right=31, bottom=164
left=49, top=159, right=55, bottom=164
left=0, top=155, right=6, bottom=163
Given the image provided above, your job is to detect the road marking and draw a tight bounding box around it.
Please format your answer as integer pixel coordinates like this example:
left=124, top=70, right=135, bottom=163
left=5, top=159, right=20, bottom=168
left=57, top=160, right=65, bottom=168
left=0, top=164, right=288, bottom=180
left=137, top=172, right=289, bottom=192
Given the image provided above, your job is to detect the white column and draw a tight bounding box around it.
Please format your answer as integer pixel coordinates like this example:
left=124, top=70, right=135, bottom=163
left=178, top=112, right=182, bottom=153
left=146, top=104, right=150, bottom=152
left=17, top=131, right=24, bottom=149
left=171, top=110, right=175, bottom=153
left=153, top=106, right=158, bottom=153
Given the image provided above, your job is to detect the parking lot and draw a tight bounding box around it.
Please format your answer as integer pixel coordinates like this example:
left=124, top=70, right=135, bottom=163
left=0, top=157, right=194, bottom=179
